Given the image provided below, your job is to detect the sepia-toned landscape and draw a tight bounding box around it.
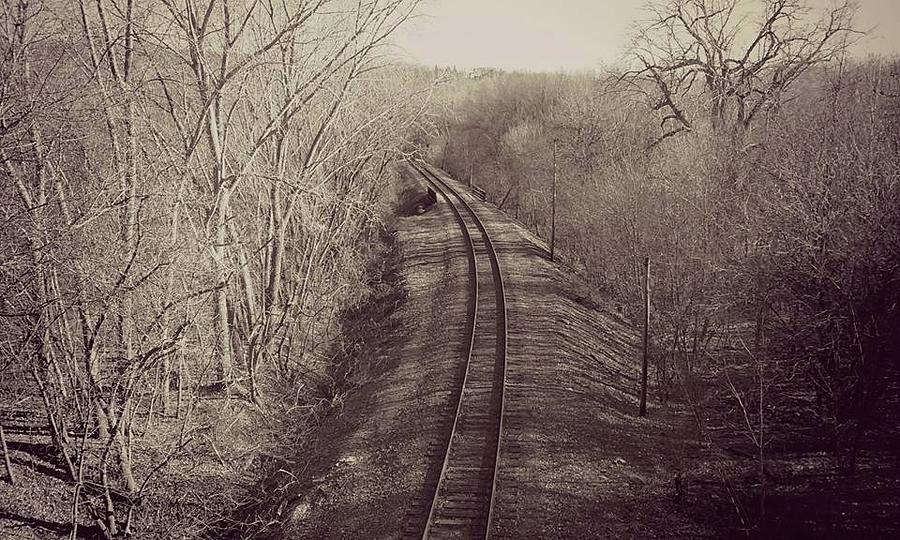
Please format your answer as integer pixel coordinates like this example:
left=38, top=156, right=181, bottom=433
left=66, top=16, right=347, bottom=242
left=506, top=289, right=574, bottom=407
left=1, top=1, right=898, bottom=538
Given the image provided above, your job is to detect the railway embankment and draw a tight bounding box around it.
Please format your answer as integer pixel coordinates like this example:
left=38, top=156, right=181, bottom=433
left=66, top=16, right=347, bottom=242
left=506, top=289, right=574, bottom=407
left=288, top=163, right=707, bottom=538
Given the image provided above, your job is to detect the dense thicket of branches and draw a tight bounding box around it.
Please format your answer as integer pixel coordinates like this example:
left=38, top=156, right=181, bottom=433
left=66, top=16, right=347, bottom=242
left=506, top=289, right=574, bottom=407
left=423, top=1, right=899, bottom=531
left=0, top=0, right=421, bottom=536
left=628, top=0, right=859, bottom=141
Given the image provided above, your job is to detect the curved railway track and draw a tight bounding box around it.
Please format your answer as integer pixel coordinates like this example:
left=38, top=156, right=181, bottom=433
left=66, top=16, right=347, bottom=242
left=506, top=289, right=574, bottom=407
left=407, top=160, right=509, bottom=539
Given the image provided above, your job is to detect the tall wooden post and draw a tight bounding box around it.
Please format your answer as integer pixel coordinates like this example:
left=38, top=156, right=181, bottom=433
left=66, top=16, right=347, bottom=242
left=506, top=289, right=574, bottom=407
left=550, top=140, right=557, bottom=261
left=466, top=142, right=472, bottom=187
left=639, top=255, right=651, bottom=417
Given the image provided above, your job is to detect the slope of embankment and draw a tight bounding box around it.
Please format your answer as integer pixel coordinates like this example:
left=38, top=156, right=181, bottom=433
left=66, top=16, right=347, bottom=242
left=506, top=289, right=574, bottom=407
left=287, top=163, right=709, bottom=539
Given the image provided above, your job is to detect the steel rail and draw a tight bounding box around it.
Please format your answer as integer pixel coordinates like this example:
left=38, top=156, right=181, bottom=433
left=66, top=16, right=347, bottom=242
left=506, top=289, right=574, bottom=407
left=408, top=159, right=480, bottom=539
left=411, top=160, right=509, bottom=540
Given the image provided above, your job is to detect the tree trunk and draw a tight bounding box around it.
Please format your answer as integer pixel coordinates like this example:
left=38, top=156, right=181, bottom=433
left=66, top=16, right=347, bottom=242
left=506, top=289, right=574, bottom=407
left=266, top=223, right=286, bottom=315
left=120, top=89, right=138, bottom=364
left=161, top=172, right=186, bottom=415
left=100, top=452, right=118, bottom=537
left=0, top=424, right=14, bottom=485
left=213, top=195, right=234, bottom=383
left=116, top=399, right=137, bottom=494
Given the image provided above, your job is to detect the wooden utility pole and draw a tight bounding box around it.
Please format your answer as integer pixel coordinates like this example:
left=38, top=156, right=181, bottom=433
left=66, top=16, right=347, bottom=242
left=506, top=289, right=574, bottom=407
left=550, top=140, right=558, bottom=261
left=639, top=255, right=651, bottom=417
left=466, top=142, right=472, bottom=187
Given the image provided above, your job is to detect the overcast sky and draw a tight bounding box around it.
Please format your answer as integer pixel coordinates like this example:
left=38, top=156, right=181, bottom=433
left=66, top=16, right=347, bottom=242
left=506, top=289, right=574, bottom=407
left=393, top=0, right=900, bottom=72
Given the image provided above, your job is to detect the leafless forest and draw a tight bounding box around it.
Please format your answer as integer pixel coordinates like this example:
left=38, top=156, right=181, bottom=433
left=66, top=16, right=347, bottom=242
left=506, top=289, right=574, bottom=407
left=1, top=0, right=898, bottom=538
left=423, top=0, right=900, bottom=534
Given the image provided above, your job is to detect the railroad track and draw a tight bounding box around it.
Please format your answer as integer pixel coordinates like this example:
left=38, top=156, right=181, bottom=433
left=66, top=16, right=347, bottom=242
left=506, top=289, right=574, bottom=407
left=407, top=160, right=509, bottom=539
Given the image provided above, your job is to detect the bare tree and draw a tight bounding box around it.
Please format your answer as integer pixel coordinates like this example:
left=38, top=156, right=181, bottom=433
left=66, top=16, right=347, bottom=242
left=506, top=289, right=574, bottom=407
left=1, top=0, right=424, bottom=535
left=146, top=0, right=417, bottom=390
left=628, top=0, right=859, bottom=143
